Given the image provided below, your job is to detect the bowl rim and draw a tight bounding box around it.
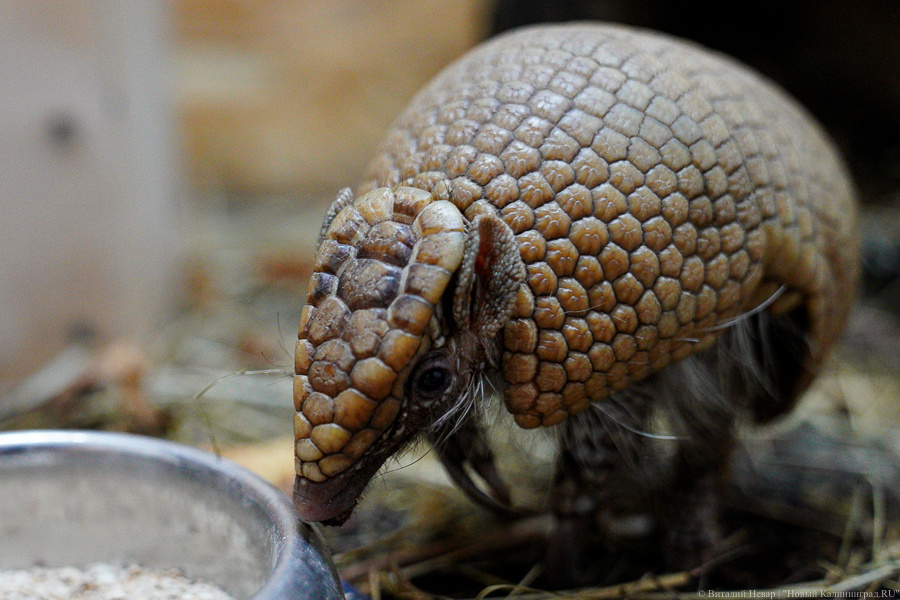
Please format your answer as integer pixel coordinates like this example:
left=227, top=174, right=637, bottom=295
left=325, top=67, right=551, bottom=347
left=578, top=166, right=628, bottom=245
left=0, top=429, right=345, bottom=600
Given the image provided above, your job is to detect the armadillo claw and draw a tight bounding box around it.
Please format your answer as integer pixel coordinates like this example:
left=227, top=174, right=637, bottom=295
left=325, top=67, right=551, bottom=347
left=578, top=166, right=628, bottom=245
left=430, top=418, right=518, bottom=516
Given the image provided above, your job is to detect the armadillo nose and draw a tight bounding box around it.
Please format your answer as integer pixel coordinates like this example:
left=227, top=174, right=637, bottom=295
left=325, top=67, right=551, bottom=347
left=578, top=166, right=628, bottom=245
left=292, top=474, right=362, bottom=525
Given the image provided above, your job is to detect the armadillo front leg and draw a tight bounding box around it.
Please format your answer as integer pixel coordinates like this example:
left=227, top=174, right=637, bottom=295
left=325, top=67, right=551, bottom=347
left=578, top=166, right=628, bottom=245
left=546, top=336, right=747, bottom=583
left=429, top=416, right=515, bottom=514
left=546, top=405, right=639, bottom=586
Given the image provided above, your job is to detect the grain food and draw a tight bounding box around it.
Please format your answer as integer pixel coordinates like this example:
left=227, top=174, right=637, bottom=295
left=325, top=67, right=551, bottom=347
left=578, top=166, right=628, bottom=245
left=0, top=563, right=235, bottom=600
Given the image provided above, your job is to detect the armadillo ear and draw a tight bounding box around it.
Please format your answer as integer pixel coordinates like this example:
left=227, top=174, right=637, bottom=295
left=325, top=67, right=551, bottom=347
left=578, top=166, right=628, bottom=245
left=452, top=213, right=525, bottom=339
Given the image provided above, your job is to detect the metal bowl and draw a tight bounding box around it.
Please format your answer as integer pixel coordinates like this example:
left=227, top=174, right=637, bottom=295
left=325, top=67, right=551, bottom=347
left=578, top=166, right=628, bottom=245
left=0, top=429, right=344, bottom=600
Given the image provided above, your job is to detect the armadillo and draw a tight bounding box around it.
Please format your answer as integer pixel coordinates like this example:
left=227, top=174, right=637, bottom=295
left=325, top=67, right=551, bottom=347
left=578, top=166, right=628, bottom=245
left=292, top=22, right=858, bottom=574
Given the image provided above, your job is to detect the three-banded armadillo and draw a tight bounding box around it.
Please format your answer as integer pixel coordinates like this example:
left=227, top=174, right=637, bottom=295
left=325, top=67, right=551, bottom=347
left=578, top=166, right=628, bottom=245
left=292, top=22, right=858, bottom=576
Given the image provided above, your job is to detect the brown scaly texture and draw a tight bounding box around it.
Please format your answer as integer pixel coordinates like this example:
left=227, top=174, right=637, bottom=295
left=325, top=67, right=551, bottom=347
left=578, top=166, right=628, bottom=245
left=295, top=186, right=467, bottom=484
left=357, top=22, right=858, bottom=429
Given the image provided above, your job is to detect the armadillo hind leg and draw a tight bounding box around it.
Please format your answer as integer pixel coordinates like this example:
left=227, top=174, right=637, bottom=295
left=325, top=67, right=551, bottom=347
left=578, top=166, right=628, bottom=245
left=546, top=309, right=810, bottom=582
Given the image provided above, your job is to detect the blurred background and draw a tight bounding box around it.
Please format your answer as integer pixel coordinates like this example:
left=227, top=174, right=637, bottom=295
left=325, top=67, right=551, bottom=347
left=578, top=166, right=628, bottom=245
left=1, top=0, right=899, bottom=593
left=0, top=0, right=492, bottom=446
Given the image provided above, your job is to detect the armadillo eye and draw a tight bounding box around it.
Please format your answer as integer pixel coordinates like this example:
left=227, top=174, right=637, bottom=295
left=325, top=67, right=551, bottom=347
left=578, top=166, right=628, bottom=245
left=409, top=354, right=453, bottom=402
left=417, top=368, right=451, bottom=397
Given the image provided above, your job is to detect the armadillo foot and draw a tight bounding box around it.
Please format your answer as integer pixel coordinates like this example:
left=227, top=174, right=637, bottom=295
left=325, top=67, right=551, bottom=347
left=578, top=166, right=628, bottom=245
left=543, top=505, right=609, bottom=587
left=659, top=469, right=725, bottom=575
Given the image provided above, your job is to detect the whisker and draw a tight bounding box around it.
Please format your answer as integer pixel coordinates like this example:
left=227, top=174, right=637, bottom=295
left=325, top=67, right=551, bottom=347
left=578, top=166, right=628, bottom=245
left=704, top=285, right=787, bottom=332
left=483, top=374, right=499, bottom=395
left=192, top=367, right=291, bottom=456
left=380, top=444, right=435, bottom=476
left=274, top=312, right=295, bottom=363
left=433, top=372, right=479, bottom=435
left=594, top=402, right=685, bottom=441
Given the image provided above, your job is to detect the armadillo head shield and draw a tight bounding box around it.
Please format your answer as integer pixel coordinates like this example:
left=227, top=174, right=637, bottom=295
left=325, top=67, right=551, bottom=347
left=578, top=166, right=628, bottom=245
left=293, top=186, right=470, bottom=523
